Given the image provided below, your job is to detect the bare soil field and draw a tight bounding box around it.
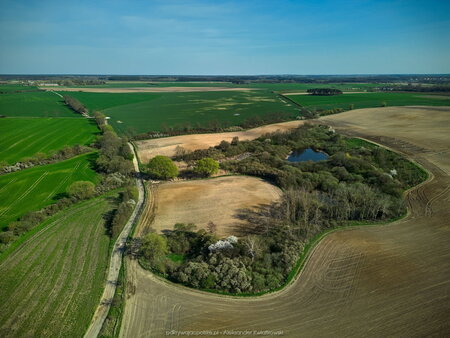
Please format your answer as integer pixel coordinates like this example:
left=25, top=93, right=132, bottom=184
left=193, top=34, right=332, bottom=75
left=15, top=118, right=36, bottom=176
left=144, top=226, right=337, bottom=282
left=40, top=87, right=255, bottom=93
left=136, top=120, right=304, bottom=162
left=121, top=106, right=450, bottom=337
left=137, top=176, right=281, bottom=238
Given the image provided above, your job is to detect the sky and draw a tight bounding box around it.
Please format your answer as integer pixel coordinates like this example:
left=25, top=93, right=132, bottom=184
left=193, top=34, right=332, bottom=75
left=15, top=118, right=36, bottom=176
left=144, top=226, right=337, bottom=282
left=0, top=0, right=449, bottom=75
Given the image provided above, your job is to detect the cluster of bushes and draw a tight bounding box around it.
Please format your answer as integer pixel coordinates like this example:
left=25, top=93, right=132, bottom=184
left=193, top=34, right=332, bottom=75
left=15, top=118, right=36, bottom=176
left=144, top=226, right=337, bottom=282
left=145, top=155, right=219, bottom=180
left=95, top=131, right=134, bottom=175
left=106, top=186, right=139, bottom=238
left=57, top=79, right=106, bottom=86
left=63, top=95, right=88, bottom=115
left=206, top=124, right=426, bottom=193
left=315, top=107, right=345, bottom=116
left=307, top=88, right=343, bottom=95
left=0, top=145, right=93, bottom=175
left=138, top=223, right=303, bottom=294
left=92, top=111, right=135, bottom=176
left=379, top=84, right=450, bottom=92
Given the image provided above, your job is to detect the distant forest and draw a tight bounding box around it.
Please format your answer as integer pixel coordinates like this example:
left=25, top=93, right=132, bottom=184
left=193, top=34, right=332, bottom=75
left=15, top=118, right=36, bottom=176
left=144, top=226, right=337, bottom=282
left=1, top=74, right=450, bottom=84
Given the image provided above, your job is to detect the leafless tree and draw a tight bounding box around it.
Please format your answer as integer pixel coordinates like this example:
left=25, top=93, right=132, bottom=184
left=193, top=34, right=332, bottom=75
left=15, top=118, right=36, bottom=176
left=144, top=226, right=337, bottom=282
left=244, top=235, right=262, bottom=261
left=207, top=221, right=217, bottom=234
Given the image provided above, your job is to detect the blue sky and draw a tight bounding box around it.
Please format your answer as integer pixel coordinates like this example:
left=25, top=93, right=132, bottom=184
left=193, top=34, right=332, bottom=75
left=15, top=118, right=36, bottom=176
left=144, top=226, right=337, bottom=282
left=0, top=0, right=449, bottom=74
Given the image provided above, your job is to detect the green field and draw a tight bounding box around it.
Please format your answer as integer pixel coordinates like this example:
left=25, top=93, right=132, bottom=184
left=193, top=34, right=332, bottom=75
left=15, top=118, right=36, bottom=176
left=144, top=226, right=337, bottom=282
left=287, top=92, right=450, bottom=111
left=62, top=90, right=300, bottom=135
left=0, top=153, right=98, bottom=229
left=0, top=196, right=114, bottom=337
left=0, top=84, right=39, bottom=92
left=0, top=90, right=78, bottom=117
left=0, top=118, right=99, bottom=164
left=51, top=81, right=389, bottom=92
left=57, top=91, right=160, bottom=111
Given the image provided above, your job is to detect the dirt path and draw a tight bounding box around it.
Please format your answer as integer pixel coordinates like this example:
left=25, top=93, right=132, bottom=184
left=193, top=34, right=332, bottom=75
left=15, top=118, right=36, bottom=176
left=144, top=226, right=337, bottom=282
left=47, top=90, right=63, bottom=98
left=136, top=120, right=305, bottom=162
left=84, top=143, right=145, bottom=338
left=120, top=106, right=450, bottom=337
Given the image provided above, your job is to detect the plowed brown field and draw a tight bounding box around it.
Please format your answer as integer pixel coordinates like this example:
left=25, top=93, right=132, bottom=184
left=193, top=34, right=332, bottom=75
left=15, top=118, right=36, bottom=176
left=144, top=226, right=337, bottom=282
left=137, top=176, right=281, bottom=238
left=121, top=106, right=450, bottom=337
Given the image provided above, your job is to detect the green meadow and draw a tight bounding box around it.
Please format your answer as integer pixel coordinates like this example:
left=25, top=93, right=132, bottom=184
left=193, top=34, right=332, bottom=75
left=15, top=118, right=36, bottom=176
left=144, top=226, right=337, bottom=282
left=61, top=90, right=300, bottom=135
left=287, top=92, right=450, bottom=111
left=0, top=90, right=77, bottom=117
left=0, top=153, right=98, bottom=229
left=0, top=84, right=39, bottom=92
left=0, top=118, right=99, bottom=164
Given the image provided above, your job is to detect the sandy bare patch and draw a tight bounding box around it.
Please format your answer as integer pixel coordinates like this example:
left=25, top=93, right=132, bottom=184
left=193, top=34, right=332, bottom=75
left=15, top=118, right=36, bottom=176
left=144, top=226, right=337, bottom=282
left=39, top=87, right=256, bottom=93
left=137, top=176, right=281, bottom=238
left=121, top=106, right=450, bottom=337
left=136, top=120, right=305, bottom=163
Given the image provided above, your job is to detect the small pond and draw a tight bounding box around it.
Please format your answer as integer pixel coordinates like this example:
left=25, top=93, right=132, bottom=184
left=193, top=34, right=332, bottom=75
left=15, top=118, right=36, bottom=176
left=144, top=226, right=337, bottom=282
left=287, top=148, right=329, bottom=162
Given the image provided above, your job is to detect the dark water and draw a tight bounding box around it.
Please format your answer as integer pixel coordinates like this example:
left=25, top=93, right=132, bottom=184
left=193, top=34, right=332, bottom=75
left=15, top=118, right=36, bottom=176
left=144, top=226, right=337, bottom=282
left=287, top=148, right=329, bottom=162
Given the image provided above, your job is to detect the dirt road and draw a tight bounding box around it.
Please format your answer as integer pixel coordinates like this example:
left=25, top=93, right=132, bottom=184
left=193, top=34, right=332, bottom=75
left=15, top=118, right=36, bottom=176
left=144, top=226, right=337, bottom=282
left=120, top=106, right=450, bottom=337
left=84, top=143, right=145, bottom=338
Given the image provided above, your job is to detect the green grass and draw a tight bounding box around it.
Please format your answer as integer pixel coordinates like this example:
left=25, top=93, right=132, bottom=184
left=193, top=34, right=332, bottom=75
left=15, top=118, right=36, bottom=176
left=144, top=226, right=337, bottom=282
left=287, top=92, right=450, bottom=111
left=0, top=195, right=116, bottom=337
left=345, top=138, right=378, bottom=149
left=0, top=90, right=78, bottom=117
left=0, top=117, right=99, bottom=164
left=57, top=91, right=161, bottom=111
left=167, top=253, right=185, bottom=263
left=65, top=90, right=299, bottom=135
left=0, top=153, right=98, bottom=229
left=0, top=84, right=39, bottom=92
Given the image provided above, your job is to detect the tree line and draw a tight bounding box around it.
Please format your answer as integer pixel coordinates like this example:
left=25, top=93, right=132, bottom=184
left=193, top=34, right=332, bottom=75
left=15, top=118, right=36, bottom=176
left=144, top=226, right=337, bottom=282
left=306, top=88, right=343, bottom=95
left=131, top=112, right=297, bottom=140
left=63, top=95, right=88, bottom=116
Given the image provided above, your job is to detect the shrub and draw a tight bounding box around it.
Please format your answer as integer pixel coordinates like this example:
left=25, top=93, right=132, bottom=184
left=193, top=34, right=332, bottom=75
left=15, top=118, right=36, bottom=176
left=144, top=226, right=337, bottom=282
left=0, top=231, right=15, bottom=244
left=193, top=157, right=219, bottom=177
left=67, top=181, right=96, bottom=200
left=147, top=156, right=178, bottom=180
left=140, top=233, right=169, bottom=273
